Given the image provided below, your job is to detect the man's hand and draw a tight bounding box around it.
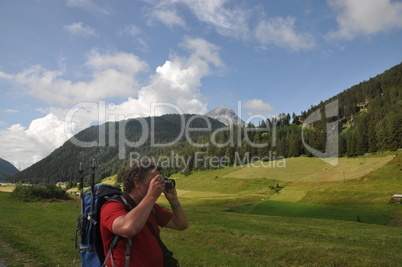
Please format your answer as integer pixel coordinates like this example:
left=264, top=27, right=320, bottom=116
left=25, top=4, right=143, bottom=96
left=146, top=175, right=165, bottom=200
left=163, top=187, right=178, bottom=202
left=163, top=187, right=188, bottom=230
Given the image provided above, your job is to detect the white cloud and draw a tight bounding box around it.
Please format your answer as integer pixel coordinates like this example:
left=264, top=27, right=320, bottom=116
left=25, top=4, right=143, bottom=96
left=243, top=99, right=273, bottom=112
left=118, top=25, right=149, bottom=52
left=144, top=0, right=314, bottom=50
left=327, top=0, right=402, bottom=40
left=64, top=22, right=97, bottom=38
left=108, top=37, right=224, bottom=117
left=0, top=114, right=68, bottom=170
left=134, top=38, right=150, bottom=52
left=255, top=17, right=315, bottom=52
left=180, top=37, right=224, bottom=69
left=148, top=7, right=186, bottom=28
left=0, top=104, right=102, bottom=170
left=86, top=50, right=146, bottom=74
left=3, top=50, right=148, bottom=106
left=145, top=0, right=250, bottom=39
left=0, top=38, right=224, bottom=169
left=180, top=0, right=250, bottom=39
left=242, top=99, right=274, bottom=123
left=0, top=71, right=13, bottom=79
left=5, top=109, right=18, bottom=113
left=119, top=25, right=141, bottom=37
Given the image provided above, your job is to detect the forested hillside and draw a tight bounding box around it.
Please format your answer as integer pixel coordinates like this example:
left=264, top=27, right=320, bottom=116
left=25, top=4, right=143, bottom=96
left=6, top=62, right=402, bottom=184
left=0, top=158, right=19, bottom=180
left=302, top=62, right=402, bottom=156
left=6, top=114, right=224, bottom=184
left=195, top=62, right=401, bottom=161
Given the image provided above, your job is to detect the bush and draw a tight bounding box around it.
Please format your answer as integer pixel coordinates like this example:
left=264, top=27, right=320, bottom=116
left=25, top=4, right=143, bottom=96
left=10, top=184, right=69, bottom=202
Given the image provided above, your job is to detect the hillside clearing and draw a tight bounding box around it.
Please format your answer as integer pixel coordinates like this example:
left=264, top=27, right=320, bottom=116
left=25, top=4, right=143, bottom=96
left=223, top=155, right=395, bottom=182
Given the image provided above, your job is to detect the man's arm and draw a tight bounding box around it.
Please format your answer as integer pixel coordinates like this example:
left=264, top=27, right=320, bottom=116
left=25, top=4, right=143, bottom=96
left=111, top=176, right=165, bottom=238
left=163, top=188, right=189, bottom=230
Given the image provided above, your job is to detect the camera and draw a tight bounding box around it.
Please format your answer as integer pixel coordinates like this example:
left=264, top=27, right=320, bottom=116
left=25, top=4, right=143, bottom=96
left=163, top=177, right=176, bottom=192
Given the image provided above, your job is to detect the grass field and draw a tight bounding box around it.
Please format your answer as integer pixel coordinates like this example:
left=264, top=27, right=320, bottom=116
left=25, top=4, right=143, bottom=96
left=0, top=193, right=79, bottom=266
left=0, top=184, right=15, bottom=193
left=222, top=154, right=395, bottom=182
left=1, top=152, right=401, bottom=266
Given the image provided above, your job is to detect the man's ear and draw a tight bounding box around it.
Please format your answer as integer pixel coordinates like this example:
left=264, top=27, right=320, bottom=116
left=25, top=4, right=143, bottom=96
left=133, top=179, right=140, bottom=190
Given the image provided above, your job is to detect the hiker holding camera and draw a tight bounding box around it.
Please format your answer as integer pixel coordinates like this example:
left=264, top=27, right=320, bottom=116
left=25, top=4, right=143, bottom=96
left=100, top=160, right=188, bottom=267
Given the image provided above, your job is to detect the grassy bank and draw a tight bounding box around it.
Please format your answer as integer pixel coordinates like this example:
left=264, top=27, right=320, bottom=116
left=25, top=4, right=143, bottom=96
left=1, top=153, right=401, bottom=266
left=0, top=192, right=80, bottom=266
left=164, top=206, right=402, bottom=266
left=1, top=192, right=402, bottom=266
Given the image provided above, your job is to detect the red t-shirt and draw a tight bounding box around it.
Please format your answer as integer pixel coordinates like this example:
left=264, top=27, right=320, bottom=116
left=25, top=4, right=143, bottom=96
left=100, top=199, right=173, bottom=267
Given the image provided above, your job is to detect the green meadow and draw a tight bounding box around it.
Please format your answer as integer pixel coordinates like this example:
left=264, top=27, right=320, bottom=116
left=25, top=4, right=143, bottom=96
left=1, top=152, right=402, bottom=266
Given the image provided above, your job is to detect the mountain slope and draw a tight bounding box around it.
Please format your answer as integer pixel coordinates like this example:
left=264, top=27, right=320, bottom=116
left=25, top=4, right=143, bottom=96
left=0, top=158, right=19, bottom=181
left=301, top=62, right=402, bottom=156
left=6, top=114, right=225, bottom=184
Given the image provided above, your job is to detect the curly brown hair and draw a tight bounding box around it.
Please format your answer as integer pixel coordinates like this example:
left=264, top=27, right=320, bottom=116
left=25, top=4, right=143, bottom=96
left=122, top=160, right=162, bottom=193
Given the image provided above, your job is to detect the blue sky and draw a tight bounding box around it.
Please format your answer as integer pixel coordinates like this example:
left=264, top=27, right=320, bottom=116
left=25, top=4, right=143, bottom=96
left=1, top=0, right=402, bottom=170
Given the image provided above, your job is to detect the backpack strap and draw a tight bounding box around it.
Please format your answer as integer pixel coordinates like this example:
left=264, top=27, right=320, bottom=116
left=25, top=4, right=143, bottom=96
left=121, top=193, right=137, bottom=209
left=146, top=221, right=175, bottom=261
left=103, top=235, right=119, bottom=267
left=121, top=193, right=176, bottom=266
left=102, top=196, right=132, bottom=267
left=122, top=193, right=156, bottom=216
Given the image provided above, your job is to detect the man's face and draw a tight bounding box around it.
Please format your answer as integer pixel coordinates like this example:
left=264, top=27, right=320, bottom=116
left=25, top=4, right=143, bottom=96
left=137, top=170, right=160, bottom=197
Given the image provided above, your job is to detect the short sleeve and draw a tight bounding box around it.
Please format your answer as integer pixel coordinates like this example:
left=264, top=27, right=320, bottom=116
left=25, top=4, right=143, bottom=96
left=154, top=203, right=173, bottom=227
left=101, top=200, right=127, bottom=231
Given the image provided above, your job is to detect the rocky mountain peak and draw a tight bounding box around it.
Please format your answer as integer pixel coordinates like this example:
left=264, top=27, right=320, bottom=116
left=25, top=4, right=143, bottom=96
left=205, top=105, right=244, bottom=126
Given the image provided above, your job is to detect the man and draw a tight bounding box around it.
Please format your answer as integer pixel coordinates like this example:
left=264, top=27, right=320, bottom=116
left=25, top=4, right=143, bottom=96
left=100, top=160, right=188, bottom=267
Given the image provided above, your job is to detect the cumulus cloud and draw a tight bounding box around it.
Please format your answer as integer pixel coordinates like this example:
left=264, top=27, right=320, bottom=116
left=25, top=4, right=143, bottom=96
left=0, top=103, right=113, bottom=170
left=64, top=22, right=97, bottom=38
left=243, top=99, right=273, bottom=112
left=241, top=99, right=274, bottom=124
left=327, top=0, right=402, bottom=40
left=0, top=37, right=224, bottom=169
left=2, top=50, right=148, bottom=106
left=255, top=17, right=316, bottom=52
left=106, top=37, right=224, bottom=117
left=0, top=114, right=68, bottom=170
